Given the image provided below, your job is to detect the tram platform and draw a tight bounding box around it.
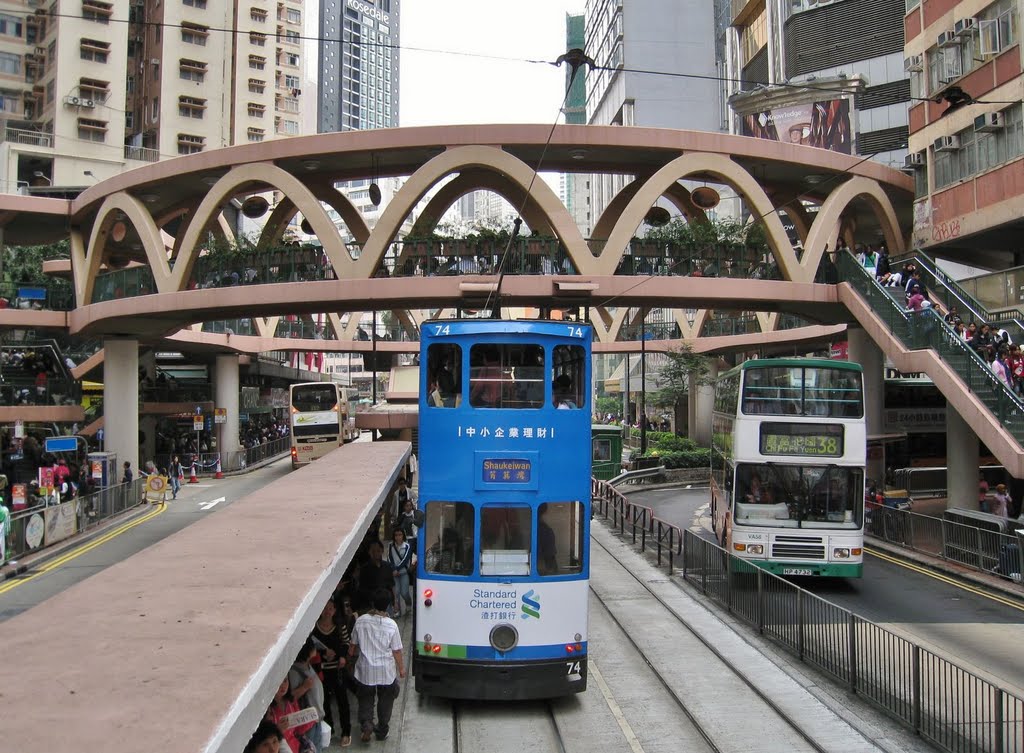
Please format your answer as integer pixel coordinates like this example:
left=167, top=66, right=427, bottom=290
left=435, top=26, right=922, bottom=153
left=0, top=441, right=409, bottom=753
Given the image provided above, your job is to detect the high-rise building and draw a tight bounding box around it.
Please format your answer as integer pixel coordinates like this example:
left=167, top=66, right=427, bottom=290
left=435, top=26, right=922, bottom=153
left=562, top=13, right=589, bottom=235
left=903, top=0, right=1022, bottom=261
left=723, top=0, right=911, bottom=170
left=0, top=0, right=308, bottom=191
left=583, top=0, right=720, bottom=223
left=317, top=0, right=399, bottom=133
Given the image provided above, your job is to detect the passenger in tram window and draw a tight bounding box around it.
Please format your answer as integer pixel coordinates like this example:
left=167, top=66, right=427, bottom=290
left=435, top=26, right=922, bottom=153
left=553, top=374, right=577, bottom=409
left=470, top=348, right=502, bottom=407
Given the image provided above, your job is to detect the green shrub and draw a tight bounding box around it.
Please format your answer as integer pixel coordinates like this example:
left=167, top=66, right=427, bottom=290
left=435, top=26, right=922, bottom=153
left=643, top=448, right=710, bottom=469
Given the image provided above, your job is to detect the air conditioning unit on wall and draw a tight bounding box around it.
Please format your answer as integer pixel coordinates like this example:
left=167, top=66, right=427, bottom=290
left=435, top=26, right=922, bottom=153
left=937, top=30, right=960, bottom=48
left=974, top=112, right=1004, bottom=132
left=905, top=152, right=925, bottom=168
left=954, top=17, right=978, bottom=37
left=934, top=135, right=961, bottom=152
left=904, top=54, right=923, bottom=72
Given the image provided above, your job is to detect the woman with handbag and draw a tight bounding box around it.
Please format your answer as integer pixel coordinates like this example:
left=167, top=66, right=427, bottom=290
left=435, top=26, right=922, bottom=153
left=313, top=599, right=352, bottom=747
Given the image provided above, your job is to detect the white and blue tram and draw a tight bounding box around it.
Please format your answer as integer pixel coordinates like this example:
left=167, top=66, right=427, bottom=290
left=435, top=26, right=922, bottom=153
left=413, top=319, right=591, bottom=700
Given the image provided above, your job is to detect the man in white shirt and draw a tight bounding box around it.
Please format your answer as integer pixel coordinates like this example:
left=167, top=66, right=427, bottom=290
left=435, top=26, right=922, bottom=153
left=350, top=589, right=405, bottom=742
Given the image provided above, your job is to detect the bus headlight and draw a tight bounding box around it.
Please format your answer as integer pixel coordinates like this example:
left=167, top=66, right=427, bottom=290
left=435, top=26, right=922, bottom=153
left=746, top=544, right=764, bottom=555
left=489, top=624, right=518, bottom=653
left=833, top=547, right=850, bottom=559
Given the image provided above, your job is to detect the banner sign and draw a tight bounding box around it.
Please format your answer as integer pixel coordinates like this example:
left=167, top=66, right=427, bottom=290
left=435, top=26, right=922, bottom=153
left=44, top=501, right=77, bottom=546
left=741, top=98, right=852, bottom=154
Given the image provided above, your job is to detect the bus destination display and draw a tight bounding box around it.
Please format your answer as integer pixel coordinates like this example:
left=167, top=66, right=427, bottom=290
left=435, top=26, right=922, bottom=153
left=759, top=423, right=843, bottom=457
left=482, top=458, right=532, bottom=483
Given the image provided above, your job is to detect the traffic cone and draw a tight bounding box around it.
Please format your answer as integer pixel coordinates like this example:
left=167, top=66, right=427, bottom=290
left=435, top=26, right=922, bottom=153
left=214, top=457, right=223, bottom=479
left=189, top=459, right=199, bottom=484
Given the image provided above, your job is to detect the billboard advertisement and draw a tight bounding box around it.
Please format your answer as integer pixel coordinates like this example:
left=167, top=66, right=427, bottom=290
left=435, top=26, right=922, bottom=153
left=741, top=98, right=852, bottom=154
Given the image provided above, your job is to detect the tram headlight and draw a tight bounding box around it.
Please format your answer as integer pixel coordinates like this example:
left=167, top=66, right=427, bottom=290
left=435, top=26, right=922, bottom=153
left=489, top=623, right=519, bottom=653
left=833, top=547, right=850, bottom=559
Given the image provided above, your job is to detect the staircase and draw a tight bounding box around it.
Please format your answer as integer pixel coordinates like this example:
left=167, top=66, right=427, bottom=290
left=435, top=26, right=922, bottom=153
left=836, top=251, right=1024, bottom=475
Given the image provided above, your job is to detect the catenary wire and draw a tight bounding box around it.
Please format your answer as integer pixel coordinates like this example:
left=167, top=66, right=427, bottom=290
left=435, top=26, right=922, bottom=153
left=17, top=8, right=1024, bottom=106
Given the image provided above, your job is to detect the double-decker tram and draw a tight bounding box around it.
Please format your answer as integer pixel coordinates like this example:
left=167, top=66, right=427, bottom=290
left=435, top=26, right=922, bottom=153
left=414, top=319, right=591, bottom=699
left=289, top=382, right=345, bottom=468
left=710, top=358, right=866, bottom=578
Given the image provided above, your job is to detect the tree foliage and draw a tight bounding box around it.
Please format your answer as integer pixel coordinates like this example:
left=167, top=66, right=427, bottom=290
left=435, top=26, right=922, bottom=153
left=651, top=343, right=713, bottom=408
left=643, top=217, right=768, bottom=253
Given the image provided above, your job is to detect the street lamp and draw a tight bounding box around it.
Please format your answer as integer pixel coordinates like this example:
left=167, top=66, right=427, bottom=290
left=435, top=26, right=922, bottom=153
left=32, top=171, right=51, bottom=185
left=640, top=316, right=647, bottom=455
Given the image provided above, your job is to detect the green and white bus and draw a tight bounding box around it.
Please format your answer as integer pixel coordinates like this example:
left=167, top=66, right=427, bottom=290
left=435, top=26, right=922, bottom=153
left=710, top=358, right=866, bottom=578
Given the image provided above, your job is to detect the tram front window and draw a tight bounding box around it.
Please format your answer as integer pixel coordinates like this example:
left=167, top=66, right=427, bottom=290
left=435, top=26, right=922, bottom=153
left=424, top=501, right=474, bottom=575
left=468, top=344, right=545, bottom=408
left=426, top=344, right=462, bottom=408
left=480, top=506, right=531, bottom=576
left=734, top=464, right=863, bottom=529
left=538, top=502, right=584, bottom=576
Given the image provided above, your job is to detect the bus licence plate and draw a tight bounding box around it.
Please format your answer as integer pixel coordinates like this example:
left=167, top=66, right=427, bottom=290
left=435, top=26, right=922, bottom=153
left=782, top=568, right=814, bottom=576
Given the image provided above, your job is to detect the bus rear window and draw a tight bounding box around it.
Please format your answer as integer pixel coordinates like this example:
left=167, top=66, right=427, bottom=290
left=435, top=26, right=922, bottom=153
left=469, top=344, right=545, bottom=408
left=291, top=385, right=338, bottom=412
left=424, top=501, right=473, bottom=575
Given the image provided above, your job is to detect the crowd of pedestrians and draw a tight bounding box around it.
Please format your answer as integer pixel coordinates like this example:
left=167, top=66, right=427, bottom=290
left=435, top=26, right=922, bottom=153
left=0, top=347, right=76, bottom=407
left=246, top=486, right=419, bottom=752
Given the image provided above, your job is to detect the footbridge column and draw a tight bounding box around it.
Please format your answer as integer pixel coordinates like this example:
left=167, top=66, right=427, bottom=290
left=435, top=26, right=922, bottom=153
left=847, top=328, right=885, bottom=483
left=690, top=360, right=719, bottom=447
left=946, top=407, right=980, bottom=510
left=215, top=354, right=241, bottom=462
left=104, top=339, right=139, bottom=480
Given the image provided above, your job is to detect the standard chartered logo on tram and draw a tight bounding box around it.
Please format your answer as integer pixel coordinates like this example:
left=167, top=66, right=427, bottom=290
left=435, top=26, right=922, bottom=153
left=521, top=589, right=540, bottom=619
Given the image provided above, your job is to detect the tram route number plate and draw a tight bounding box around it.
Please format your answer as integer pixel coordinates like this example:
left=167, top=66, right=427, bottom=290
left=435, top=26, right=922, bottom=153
left=782, top=568, right=815, bottom=576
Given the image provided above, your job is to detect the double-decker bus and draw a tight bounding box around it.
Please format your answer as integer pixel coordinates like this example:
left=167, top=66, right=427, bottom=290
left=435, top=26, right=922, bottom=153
left=414, top=319, right=591, bottom=700
left=289, top=382, right=345, bottom=468
left=710, top=358, right=866, bottom=578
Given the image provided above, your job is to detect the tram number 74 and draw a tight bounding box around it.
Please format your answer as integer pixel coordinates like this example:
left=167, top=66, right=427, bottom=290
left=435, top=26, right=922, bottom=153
left=566, top=661, right=582, bottom=675
left=566, top=326, right=584, bottom=337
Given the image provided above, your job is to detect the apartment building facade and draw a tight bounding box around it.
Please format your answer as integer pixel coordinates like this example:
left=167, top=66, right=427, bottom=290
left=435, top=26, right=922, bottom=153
left=904, top=0, right=1022, bottom=262
left=0, top=0, right=307, bottom=193
left=724, top=0, right=911, bottom=170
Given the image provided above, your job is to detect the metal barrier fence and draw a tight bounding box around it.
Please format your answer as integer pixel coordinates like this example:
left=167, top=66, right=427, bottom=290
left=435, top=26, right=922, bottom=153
left=157, top=437, right=291, bottom=476
left=591, top=479, right=1024, bottom=753
left=889, top=465, right=1006, bottom=499
left=867, top=506, right=1023, bottom=584
left=5, top=480, right=144, bottom=563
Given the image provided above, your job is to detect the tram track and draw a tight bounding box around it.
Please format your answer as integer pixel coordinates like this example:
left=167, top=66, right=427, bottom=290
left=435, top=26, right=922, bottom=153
left=451, top=698, right=566, bottom=753
left=589, top=532, right=877, bottom=753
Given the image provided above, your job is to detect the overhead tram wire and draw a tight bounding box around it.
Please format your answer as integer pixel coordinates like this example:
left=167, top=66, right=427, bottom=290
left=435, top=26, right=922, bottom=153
left=20, top=8, right=1021, bottom=106
left=482, top=48, right=597, bottom=319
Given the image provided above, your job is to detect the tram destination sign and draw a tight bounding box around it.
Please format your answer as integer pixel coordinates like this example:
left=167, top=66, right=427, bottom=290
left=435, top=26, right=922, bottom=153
left=759, top=423, right=843, bottom=458
left=482, top=458, right=532, bottom=483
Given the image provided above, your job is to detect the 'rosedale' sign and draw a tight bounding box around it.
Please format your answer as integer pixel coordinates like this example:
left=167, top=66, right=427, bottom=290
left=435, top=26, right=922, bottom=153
left=346, top=0, right=389, bottom=23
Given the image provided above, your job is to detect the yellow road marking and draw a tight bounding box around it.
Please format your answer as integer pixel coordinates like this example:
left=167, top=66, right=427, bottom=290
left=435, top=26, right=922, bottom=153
left=590, top=660, right=646, bottom=753
left=866, top=547, right=1024, bottom=612
left=0, top=502, right=167, bottom=596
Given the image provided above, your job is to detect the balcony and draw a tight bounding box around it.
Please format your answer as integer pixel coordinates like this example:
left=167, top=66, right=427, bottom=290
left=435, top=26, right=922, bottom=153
left=124, top=144, right=158, bottom=162
left=2, top=126, right=52, bottom=148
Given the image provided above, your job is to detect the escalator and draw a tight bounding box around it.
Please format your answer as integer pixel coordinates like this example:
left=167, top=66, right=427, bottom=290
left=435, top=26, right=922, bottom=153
left=836, top=251, right=1024, bottom=474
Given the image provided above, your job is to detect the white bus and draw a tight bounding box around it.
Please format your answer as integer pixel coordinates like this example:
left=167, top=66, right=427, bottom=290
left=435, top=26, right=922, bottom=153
left=289, top=382, right=346, bottom=468
left=710, top=358, right=866, bottom=578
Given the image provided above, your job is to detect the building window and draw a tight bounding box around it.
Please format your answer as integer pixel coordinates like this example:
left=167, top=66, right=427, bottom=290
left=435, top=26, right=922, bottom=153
left=979, top=1, right=1019, bottom=56
left=284, top=74, right=299, bottom=89
left=250, top=6, right=267, bottom=22
left=151, top=96, right=159, bottom=122
left=126, top=75, right=135, bottom=93
left=933, top=104, right=1024, bottom=190
left=250, top=31, right=266, bottom=46
left=177, top=133, right=205, bottom=155
left=178, top=95, right=206, bottom=118
left=77, top=117, right=107, bottom=142
left=79, top=39, right=110, bottom=63
left=181, top=22, right=209, bottom=46
left=286, top=8, right=301, bottom=24
left=247, top=102, right=265, bottom=117
left=82, top=0, right=113, bottom=24
left=248, top=54, right=266, bottom=70
left=183, top=0, right=207, bottom=7
left=125, top=111, right=134, bottom=129
left=179, top=58, right=207, bottom=82
left=283, top=52, right=299, bottom=66
left=247, top=126, right=265, bottom=142
left=248, top=78, right=265, bottom=93
left=284, top=30, right=300, bottom=44
left=0, top=13, right=23, bottom=37
left=0, top=51, right=20, bottom=75
left=78, top=77, right=110, bottom=103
